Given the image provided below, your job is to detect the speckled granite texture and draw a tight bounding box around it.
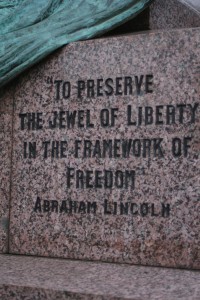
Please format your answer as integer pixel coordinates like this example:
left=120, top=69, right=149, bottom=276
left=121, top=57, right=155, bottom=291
left=150, top=0, right=200, bottom=29
left=0, top=85, right=14, bottom=253
left=0, top=255, right=200, bottom=300
left=9, top=27, right=200, bottom=269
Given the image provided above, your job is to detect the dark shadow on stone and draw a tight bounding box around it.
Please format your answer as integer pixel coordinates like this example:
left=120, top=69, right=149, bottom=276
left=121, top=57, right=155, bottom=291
left=102, top=7, right=150, bottom=37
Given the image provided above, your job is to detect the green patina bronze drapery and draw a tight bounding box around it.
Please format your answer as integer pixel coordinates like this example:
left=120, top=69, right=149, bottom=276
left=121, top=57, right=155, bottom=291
left=0, top=0, right=152, bottom=88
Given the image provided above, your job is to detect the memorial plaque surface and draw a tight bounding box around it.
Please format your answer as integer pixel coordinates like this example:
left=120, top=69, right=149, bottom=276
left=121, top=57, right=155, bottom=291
left=9, top=28, right=200, bottom=269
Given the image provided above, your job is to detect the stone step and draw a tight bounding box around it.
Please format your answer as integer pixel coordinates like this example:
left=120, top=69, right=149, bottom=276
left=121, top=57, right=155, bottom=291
left=0, top=254, right=199, bottom=300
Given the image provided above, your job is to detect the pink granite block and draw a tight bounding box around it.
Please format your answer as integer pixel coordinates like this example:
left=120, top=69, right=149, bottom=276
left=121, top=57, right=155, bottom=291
left=0, top=85, right=14, bottom=253
left=150, top=0, right=200, bottom=30
left=9, top=27, right=200, bottom=268
left=0, top=255, right=200, bottom=300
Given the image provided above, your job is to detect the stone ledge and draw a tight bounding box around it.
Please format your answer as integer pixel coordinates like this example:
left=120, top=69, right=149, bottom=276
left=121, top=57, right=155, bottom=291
left=0, top=254, right=199, bottom=300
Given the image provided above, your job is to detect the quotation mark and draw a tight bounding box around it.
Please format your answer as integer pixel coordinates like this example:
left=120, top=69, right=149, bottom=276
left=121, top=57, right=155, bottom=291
left=46, top=76, right=53, bottom=84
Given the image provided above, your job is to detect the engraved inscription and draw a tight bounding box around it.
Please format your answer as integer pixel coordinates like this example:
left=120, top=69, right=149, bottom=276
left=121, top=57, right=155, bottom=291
left=17, top=75, right=199, bottom=219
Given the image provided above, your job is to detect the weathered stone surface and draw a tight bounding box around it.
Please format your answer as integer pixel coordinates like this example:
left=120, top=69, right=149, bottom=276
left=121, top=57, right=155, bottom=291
left=150, top=0, right=200, bottom=29
left=0, top=255, right=200, bottom=300
left=9, top=27, right=200, bottom=269
left=0, top=83, right=15, bottom=253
